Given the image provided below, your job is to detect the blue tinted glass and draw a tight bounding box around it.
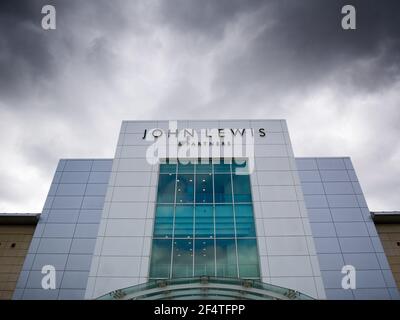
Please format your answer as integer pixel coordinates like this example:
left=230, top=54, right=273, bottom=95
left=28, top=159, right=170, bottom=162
left=233, top=174, right=252, bottom=202
left=216, top=239, right=238, bottom=277
left=160, top=161, right=177, bottom=174
left=157, top=174, right=176, bottom=203
left=195, top=205, right=214, bottom=238
left=174, top=205, right=194, bottom=238
left=149, top=239, right=172, bottom=278
left=213, top=162, right=231, bottom=173
left=172, top=239, right=193, bottom=277
left=178, top=161, right=195, bottom=174
left=195, top=163, right=212, bottom=174
left=195, top=174, right=213, bottom=203
left=215, top=204, right=235, bottom=237
left=214, top=174, right=233, bottom=203
left=154, top=205, right=174, bottom=238
left=151, top=159, right=259, bottom=281
left=237, top=239, right=260, bottom=278
left=176, top=174, right=194, bottom=203
left=235, top=204, right=256, bottom=237
left=194, top=239, right=215, bottom=276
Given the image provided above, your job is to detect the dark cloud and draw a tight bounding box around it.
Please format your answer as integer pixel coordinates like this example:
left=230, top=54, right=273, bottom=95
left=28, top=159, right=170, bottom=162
left=157, top=0, right=265, bottom=39
left=0, top=1, right=55, bottom=102
left=0, top=0, right=399, bottom=211
left=209, top=0, right=400, bottom=101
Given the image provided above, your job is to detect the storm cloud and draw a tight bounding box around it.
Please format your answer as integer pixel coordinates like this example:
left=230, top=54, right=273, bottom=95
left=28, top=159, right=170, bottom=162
left=0, top=0, right=399, bottom=211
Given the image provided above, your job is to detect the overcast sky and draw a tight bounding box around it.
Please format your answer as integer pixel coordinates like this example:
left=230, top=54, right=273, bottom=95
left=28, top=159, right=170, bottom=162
left=0, top=0, right=399, bottom=212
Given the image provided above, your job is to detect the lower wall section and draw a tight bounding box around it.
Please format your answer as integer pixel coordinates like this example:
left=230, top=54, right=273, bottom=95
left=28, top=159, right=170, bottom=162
left=0, top=225, right=35, bottom=300
left=297, top=157, right=400, bottom=300
left=375, top=223, right=400, bottom=289
left=13, top=159, right=112, bottom=300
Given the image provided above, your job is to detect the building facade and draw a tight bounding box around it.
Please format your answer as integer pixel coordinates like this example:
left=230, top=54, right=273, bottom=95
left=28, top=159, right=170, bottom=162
left=0, top=213, right=39, bottom=299
left=372, top=212, right=400, bottom=289
left=11, top=120, right=400, bottom=300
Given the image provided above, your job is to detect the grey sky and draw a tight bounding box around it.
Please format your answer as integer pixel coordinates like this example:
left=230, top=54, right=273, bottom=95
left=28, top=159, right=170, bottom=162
left=0, top=0, right=399, bottom=212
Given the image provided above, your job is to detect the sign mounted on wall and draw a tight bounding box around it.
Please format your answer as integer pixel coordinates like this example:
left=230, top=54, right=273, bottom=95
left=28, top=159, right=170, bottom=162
left=142, top=128, right=266, bottom=139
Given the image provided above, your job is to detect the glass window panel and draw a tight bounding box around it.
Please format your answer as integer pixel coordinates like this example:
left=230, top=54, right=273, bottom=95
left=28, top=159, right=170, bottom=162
left=195, top=163, right=212, bottom=174
left=153, top=205, right=174, bottom=238
left=157, top=174, right=176, bottom=203
left=178, top=161, right=195, bottom=174
left=149, top=239, right=172, bottom=278
left=214, top=174, right=233, bottom=203
left=215, top=204, right=235, bottom=238
left=176, top=174, right=194, bottom=203
left=194, top=239, right=215, bottom=276
left=214, top=162, right=231, bottom=173
left=232, top=159, right=249, bottom=174
left=195, top=174, right=213, bottom=203
left=195, top=205, right=214, bottom=238
left=235, top=204, right=256, bottom=237
left=174, top=205, right=194, bottom=238
left=237, top=239, right=260, bottom=278
left=216, top=239, right=238, bottom=278
left=160, top=161, right=177, bottom=174
left=172, top=239, right=193, bottom=278
left=233, top=174, right=252, bottom=202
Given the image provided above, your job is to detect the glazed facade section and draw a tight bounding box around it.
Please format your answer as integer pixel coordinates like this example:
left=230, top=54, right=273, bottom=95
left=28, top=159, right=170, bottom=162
left=150, top=160, right=260, bottom=280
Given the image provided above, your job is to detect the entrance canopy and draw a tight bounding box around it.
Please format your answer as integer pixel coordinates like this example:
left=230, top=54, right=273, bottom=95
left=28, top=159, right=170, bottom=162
left=97, top=277, right=314, bottom=300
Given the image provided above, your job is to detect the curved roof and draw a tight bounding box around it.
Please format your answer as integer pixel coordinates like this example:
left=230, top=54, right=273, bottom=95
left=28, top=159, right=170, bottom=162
left=97, top=277, right=314, bottom=300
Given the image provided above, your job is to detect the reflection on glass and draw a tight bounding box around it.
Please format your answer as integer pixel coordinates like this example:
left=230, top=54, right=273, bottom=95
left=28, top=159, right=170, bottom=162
left=176, top=174, right=194, bottom=203
left=157, top=174, right=176, bottom=203
left=172, top=239, right=194, bottom=278
left=237, top=239, right=260, bottom=278
left=235, top=204, right=256, bottom=237
left=195, top=205, right=214, bottom=238
left=216, top=239, right=238, bottom=278
left=214, top=174, right=233, bottom=203
left=174, top=205, right=193, bottom=238
left=232, top=159, right=249, bottom=174
left=160, top=161, right=177, bottom=174
left=178, top=161, right=195, bottom=174
left=214, top=162, right=231, bottom=173
left=154, top=205, right=174, bottom=238
left=196, top=174, right=213, bottom=203
left=150, top=239, right=172, bottom=278
left=233, top=174, right=252, bottom=202
left=194, top=239, right=215, bottom=276
left=151, top=159, right=260, bottom=280
left=215, top=204, right=235, bottom=238
left=195, top=163, right=212, bottom=174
